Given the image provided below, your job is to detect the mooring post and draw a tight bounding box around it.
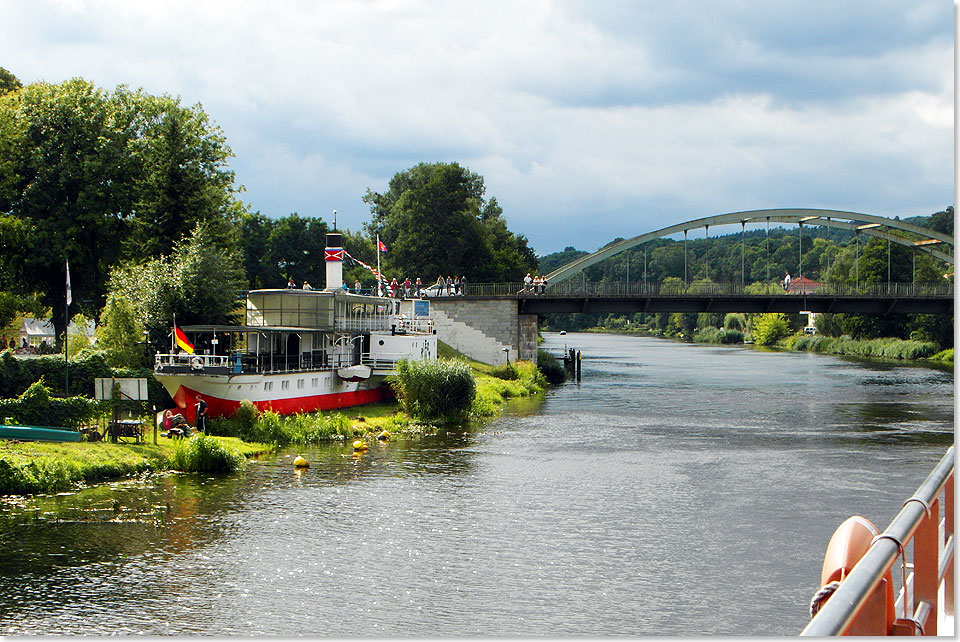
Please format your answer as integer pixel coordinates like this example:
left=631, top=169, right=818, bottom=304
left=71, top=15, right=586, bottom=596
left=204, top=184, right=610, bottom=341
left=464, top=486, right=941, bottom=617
left=576, top=350, right=582, bottom=382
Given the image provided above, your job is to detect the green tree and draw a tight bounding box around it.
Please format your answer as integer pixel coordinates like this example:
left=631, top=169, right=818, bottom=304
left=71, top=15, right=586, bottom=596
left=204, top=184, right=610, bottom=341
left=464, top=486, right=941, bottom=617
left=363, top=162, right=535, bottom=282
left=124, top=93, right=241, bottom=259
left=0, top=67, right=21, bottom=96
left=96, top=294, right=146, bottom=367
left=752, top=313, right=790, bottom=346
left=107, top=221, right=245, bottom=346
left=0, top=78, right=244, bottom=345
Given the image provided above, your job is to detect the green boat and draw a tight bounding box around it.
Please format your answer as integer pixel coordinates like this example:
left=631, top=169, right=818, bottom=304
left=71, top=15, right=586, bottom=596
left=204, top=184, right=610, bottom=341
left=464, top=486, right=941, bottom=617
left=0, top=425, right=82, bottom=442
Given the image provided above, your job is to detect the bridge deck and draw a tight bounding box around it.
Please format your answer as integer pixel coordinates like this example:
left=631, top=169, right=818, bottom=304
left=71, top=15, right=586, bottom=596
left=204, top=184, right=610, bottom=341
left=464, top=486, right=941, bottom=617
left=446, top=282, right=954, bottom=315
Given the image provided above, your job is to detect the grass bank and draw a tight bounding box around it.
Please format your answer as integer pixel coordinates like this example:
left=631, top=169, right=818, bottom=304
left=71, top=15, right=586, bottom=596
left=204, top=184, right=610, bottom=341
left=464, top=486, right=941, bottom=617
left=207, top=342, right=549, bottom=446
left=0, top=436, right=272, bottom=496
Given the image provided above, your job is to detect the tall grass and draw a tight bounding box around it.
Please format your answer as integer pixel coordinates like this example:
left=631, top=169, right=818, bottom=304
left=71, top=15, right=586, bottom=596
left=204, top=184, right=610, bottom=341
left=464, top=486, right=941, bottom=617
left=208, top=399, right=354, bottom=445
left=392, top=358, right=476, bottom=421
left=789, top=335, right=939, bottom=360
left=170, top=434, right=245, bottom=473
left=536, top=349, right=566, bottom=384
left=693, top=327, right=744, bottom=345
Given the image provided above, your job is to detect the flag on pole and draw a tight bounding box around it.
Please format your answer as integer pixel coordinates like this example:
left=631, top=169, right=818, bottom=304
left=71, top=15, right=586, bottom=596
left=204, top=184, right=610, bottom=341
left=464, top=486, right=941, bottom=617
left=377, top=238, right=388, bottom=252
left=65, top=259, right=72, bottom=306
left=174, top=323, right=195, bottom=354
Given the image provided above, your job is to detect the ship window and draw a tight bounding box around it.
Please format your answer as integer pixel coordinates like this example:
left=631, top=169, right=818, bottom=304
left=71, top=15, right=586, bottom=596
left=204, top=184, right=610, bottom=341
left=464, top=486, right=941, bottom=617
left=282, top=380, right=290, bottom=390
left=264, top=382, right=273, bottom=391
left=378, top=340, right=384, bottom=346
left=311, top=378, right=319, bottom=387
left=297, top=379, right=304, bottom=389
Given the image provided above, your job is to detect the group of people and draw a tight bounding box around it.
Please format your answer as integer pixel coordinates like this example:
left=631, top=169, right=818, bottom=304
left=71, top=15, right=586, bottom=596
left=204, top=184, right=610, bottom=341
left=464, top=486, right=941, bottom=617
left=160, top=395, right=207, bottom=438
left=522, top=273, right=549, bottom=294
left=434, top=275, right=466, bottom=296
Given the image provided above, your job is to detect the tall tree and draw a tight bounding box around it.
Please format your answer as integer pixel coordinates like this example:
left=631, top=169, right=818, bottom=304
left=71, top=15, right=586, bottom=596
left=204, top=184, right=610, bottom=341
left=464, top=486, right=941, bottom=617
left=0, top=78, right=244, bottom=344
left=363, top=162, right=536, bottom=282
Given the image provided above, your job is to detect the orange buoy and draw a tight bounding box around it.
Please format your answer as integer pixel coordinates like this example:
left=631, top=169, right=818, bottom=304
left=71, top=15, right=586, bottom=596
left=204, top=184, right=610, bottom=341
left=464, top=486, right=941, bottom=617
left=815, top=515, right=895, bottom=634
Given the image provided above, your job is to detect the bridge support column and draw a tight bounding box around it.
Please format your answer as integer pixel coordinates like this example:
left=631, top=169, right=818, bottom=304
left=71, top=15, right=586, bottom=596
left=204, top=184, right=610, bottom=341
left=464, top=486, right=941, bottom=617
left=518, top=314, right=538, bottom=364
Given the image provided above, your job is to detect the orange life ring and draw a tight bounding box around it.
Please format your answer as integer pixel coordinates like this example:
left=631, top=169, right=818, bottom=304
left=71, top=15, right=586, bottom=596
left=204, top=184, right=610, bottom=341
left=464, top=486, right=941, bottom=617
left=817, top=515, right=895, bottom=635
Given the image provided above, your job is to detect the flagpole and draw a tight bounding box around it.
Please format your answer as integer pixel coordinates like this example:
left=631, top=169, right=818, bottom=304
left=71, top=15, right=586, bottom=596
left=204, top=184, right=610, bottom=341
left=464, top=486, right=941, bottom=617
left=172, top=314, right=176, bottom=353
left=376, top=234, right=382, bottom=296
left=64, top=258, right=70, bottom=396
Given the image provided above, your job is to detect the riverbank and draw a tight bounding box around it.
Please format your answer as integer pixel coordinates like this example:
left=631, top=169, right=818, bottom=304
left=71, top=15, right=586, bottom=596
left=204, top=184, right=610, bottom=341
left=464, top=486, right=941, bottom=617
left=578, top=325, right=953, bottom=367
left=207, top=343, right=547, bottom=444
left=0, top=346, right=548, bottom=495
left=0, top=437, right=272, bottom=496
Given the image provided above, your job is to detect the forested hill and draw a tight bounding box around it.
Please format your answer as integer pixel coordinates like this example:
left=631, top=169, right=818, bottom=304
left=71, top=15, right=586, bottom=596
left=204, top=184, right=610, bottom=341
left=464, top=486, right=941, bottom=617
left=536, top=207, right=953, bottom=285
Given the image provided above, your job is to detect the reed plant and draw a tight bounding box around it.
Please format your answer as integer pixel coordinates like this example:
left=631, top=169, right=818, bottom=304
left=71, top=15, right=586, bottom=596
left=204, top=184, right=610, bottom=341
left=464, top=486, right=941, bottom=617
left=392, top=358, right=476, bottom=421
left=170, top=434, right=245, bottom=473
left=788, top=334, right=939, bottom=360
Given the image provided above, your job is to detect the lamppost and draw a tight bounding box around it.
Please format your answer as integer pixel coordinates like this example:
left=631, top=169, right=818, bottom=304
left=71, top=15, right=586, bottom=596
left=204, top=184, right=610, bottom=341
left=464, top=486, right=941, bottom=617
left=333, top=209, right=337, bottom=231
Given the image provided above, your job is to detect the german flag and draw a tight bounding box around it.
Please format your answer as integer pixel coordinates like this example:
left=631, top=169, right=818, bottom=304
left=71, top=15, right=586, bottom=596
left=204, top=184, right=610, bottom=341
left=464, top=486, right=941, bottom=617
left=174, top=324, right=194, bottom=354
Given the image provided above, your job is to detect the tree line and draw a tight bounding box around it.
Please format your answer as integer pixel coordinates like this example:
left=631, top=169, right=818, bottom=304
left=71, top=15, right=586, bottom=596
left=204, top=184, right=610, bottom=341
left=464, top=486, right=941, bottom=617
left=0, top=70, right=538, bottom=366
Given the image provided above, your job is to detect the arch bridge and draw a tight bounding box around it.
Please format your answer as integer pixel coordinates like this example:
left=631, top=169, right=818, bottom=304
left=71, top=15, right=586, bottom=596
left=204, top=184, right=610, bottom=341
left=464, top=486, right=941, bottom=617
left=543, top=208, right=953, bottom=285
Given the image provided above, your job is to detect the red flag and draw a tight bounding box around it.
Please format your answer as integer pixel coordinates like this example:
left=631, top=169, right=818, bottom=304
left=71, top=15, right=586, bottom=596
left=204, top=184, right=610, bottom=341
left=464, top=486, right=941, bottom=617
left=377, top=239, right=388, bottom=252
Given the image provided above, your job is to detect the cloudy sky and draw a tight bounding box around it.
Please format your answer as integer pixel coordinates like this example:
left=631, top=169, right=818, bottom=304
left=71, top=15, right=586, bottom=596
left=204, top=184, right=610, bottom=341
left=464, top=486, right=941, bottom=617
left=3, top=0, right=954, bottom=255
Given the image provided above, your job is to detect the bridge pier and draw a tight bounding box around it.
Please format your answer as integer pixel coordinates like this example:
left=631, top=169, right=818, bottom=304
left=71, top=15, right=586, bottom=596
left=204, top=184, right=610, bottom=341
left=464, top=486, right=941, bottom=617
left=429, top=299, right=538, bottom=366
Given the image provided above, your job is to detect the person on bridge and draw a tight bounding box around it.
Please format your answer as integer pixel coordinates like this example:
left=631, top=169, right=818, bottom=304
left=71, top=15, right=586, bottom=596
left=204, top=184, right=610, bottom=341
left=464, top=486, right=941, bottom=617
left=783, top=272, right=792, bottom=291
left=524, top=273, right=533, bottom=293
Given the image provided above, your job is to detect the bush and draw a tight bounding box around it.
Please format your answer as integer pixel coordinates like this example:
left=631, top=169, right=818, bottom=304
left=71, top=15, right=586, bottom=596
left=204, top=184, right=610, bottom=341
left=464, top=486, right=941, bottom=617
left=536, top=349, right=566, bottom=385
left=392, top=358, right=476, bottom=421
left=752, top=313, right=791, bottom=346
left=489, top=363, right=520, bottom=380
left=0, top=380, right=102, bottom=429
left=170, top=434, right=245, bottom=473
left=694, top=328, right=744, bottom=345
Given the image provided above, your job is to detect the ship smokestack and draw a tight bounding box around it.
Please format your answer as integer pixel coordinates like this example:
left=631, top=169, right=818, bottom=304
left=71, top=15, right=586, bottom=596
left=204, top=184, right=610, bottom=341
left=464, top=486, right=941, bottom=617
left=324, top=232, right=344, bottom=291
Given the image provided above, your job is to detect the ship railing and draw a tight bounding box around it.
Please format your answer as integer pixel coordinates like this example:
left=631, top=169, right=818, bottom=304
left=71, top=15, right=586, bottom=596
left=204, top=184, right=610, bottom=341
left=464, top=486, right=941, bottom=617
left=360, top=352, right=419, bottom=370
left=334, top=318, right=393, bottom=332
left=801, top=446, right=954, bottom=636
left=155, top=353, right=231, bottom=370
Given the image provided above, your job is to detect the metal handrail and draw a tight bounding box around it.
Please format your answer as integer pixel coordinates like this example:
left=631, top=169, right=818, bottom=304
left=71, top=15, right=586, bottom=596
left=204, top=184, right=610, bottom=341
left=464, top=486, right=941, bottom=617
left=801, top=446, right=955, bottom=636
left=461, top=281, right=954, bottom=298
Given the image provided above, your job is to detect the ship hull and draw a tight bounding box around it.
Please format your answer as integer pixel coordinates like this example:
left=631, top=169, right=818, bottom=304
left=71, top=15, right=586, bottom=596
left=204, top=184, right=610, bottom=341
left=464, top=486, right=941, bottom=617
left=157, top=371, right=393, bottom=422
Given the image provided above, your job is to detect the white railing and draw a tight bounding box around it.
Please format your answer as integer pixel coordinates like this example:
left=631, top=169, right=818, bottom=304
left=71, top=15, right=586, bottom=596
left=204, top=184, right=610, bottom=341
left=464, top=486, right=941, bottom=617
left=155, top=353, right=231, bottom=370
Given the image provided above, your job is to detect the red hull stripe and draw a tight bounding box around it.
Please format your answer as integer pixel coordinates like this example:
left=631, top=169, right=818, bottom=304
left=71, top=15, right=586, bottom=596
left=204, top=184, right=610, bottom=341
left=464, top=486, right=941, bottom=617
left=171, top=385, right=389, bottom=421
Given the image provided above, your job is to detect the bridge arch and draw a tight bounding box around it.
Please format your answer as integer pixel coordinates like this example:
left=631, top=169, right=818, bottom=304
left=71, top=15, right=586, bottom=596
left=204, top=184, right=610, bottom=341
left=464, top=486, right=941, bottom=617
left=544, top=208, right=954, bottom=284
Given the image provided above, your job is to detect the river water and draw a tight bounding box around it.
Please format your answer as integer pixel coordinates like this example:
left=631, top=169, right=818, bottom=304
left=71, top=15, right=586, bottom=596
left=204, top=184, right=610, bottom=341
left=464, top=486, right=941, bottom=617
left=0, top=333, right=953, bottom=636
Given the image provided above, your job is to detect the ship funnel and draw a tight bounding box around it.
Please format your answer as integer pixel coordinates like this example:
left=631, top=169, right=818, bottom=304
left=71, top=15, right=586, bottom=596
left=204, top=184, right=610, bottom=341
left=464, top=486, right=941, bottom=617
left=324, top=232, right=344, bottom=291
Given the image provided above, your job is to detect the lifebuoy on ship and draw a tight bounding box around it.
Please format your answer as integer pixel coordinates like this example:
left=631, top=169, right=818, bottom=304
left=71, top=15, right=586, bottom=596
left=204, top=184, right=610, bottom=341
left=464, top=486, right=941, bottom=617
left=811, top=515, right=895, bottom=634
left=190, top=356, right=203, bottom=370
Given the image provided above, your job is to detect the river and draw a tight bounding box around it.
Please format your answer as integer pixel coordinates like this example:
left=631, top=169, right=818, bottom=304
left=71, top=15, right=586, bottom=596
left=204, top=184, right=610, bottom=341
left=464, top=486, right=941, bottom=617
left=0, top=333, right=953, bottom=635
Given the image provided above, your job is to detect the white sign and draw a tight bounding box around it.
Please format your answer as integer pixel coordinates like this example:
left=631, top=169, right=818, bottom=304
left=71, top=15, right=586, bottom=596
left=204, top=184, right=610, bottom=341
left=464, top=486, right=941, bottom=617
left=94, top=378, right=149, bottom=401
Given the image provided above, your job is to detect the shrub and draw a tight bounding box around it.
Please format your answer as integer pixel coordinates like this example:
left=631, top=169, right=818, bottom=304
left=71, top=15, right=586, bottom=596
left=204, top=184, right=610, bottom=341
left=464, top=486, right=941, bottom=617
left=392, top=358, right=476, bottom=421
left=752, top=313, right=791, bottom=346
left=489, top=363, right=520, bottom=380
left=0, top=380, right=101, bottom=429
left=694, top=328, right=744, bottom=345
left=171, top=434, right=245, bottom=473
left=536, top=349, right=566, bottom=385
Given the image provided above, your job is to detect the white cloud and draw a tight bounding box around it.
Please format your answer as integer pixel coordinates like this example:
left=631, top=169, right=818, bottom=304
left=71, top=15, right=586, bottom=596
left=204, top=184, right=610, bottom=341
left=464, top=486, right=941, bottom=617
left=2, top=0, right=953, bottom=254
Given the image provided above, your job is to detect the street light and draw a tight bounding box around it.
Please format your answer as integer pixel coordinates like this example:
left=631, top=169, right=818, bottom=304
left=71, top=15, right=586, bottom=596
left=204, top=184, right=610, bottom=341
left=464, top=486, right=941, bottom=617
left=333, top=209, right=337, bottom=231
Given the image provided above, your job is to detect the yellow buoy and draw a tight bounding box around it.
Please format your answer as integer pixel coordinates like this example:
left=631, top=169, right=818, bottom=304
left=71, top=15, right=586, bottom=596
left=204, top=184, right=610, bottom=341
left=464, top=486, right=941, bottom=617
left=377, top=430, right=390, bottom=442
left=353, top=440, right=368, bottom=451
left=293, top=455, right=309, bottom=467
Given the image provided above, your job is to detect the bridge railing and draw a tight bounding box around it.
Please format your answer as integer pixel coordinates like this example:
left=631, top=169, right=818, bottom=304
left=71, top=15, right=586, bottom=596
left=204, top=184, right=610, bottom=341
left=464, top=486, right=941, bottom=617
left=462, top=281, right=953, bottom=298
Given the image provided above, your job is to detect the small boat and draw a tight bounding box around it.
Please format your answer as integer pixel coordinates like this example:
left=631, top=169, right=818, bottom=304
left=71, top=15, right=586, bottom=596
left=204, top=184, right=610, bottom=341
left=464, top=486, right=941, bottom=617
left=0, top=425, right=82, bottom=442
left=559, top=330, right=567, bottom=335
left=337, top=364, right=372, bottom=382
